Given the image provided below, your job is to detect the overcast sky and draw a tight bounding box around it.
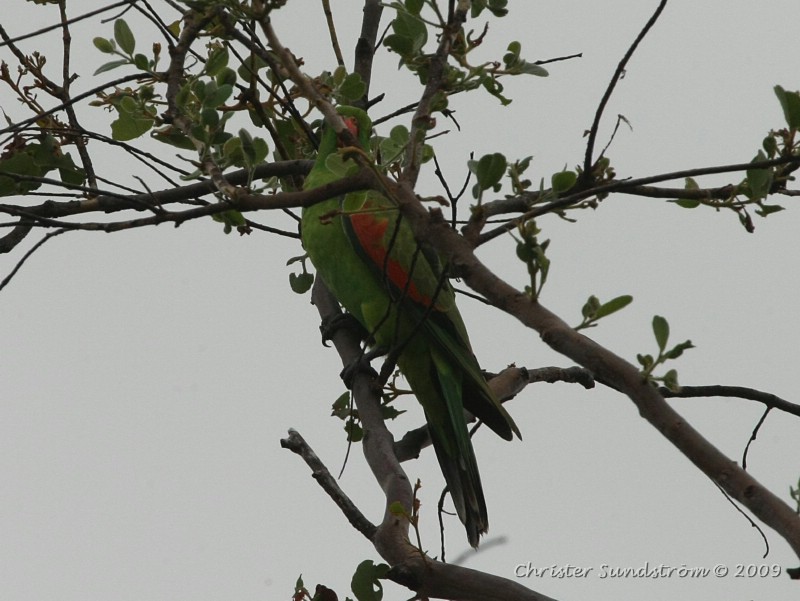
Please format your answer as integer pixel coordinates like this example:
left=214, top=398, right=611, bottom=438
left=2, top=1, right=799, bottom=600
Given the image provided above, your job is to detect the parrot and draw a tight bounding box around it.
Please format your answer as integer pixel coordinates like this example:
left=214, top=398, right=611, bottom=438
left=300, top=106, right=520, bottom=547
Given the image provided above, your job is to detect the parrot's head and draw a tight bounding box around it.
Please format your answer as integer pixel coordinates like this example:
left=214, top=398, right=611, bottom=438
left=336, top=106, right=372, bottom=148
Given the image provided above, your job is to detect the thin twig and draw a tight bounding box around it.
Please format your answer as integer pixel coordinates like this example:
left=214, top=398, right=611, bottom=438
left=280, top=428, right=377, bottom=539
left=582, top=0, right=668, bottom=182
left=0, top=228, right=67, bottom=292
left=660, top=384, right=800, bottom=418
left=478, top=153, right=800, bottom=245
left=321, top=0, right=345, bottom=67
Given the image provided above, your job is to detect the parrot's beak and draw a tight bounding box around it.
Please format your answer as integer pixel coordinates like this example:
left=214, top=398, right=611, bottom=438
left=338, top=116, right=359, bottom=147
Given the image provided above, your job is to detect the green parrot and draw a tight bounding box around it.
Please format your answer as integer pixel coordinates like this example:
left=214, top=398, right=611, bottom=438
left=301, top=106, right=520, bottom=547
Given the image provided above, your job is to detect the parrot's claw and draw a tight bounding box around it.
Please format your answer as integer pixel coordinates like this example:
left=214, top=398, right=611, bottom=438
left=319, top=312, right=370, bottom=346
left=340, top=346, right=388, bottom=389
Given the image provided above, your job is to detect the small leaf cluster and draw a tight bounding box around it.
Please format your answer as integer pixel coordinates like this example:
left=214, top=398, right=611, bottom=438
left=383, top=1, right=546, bottom=107
left=316, top=67, right=367, bottom=106
left=672, top=86, right=800, bottom=231
left=637, top=315, right=694, bottom=391
left=93, top=21, right=272, bottom=172
left=468, top=150, right=580, bottom=213
left=0, top=134, right=85, bottom=196
left=575, top=294, right=633, bottom=331
left=97, top=85, right=158, bottom=142
left=292, top=562, right=389, bottom=601
left=468, top=152, right=506, bottom=202
left=330, top=372, right=408, bottom=443
left=374, top=124, right=433, bottom=176
left=211, top=209, right=249, bottom=235
left=93, top=18, right=162, bottom=75
left=513, top=220, right=550, bottom=301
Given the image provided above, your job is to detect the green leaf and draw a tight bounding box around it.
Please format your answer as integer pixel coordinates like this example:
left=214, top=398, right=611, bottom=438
left=551, top=170, right=577, bottom=194
left=504, top=41, right=521, bottom=66
left=289, top=271, right=314, bottom=294
left=110, top=111, right=154, bottom=141
left=205, top=47, right=229, bottom=76
left=774, top=85, right=800, bottom=129
left=471, top=152, right=507, bottom=192
left=330, top=392, right=351, bottom=419
left=133, top=53, right=149, bottom=70
left=471, top=0, right=509, bottom=17
left=755, top=203, right=785, bottom=217
left=672, top=177, right=701, bottom=208
left=746, top=150, right=772, bottom=200
left=672, top=198, right=700, bottom=209
left=151, top=127, right=195, bottom=150
left=581, top=295, right=601, bottom=318
left=55, top=153, right=87, bottom=186
left=636, top=353, right=654, bottom=370
left=200, top=107, right=219, bottom=128
left=338, top=73, right=367, bottom=103
left=93, top=59, right=129, bottom=75
left=203, top=83, right=232, bottom=108
left=323, top=151, right=359, bottom=179
left=113, top=19, right=135, bottom=55
left=663, top=340, right=694, bottom=360
left=93, top=37, right=115, bottom=54
left=762, top=134, right=778, bottom=158
left=662, top=369, right=680, bottom=392
left=216, top=67, right=237, bottom=87
left=405, top=0, right=423, bottom=15
left=594, top=295, right=633, bottom=320
left=345, top=422, right=363, bottom=443
left=384, top=11, right=427, bottom=59
left=516, top=61, right=548, bottom=77
left=237, top=53, right=267, bottom=81
left=652, top=315, right=669, bottom=352
left=351, top=560, right=389, bottom=601
left=211, top=209, right=246, bottom=234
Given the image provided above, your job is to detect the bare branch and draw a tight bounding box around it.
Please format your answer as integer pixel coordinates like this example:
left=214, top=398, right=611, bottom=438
left=394, top=365, right=595, bottom=462
left=660, top=385, right=800, bottom=419
left=0, top=228, right=67, bottom=292
left=309, top=277, right=414, bottom=562
left=321, top=0, right=345, bottom=68
left=582, top=0, right=668, bottom=182
left=354, top=0, right=384, bottom=103
left=280, top=428, right=376, bottom=539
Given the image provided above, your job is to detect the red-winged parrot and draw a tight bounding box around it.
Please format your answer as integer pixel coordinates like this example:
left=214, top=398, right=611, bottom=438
left=301, top=106, right=519, bottom=547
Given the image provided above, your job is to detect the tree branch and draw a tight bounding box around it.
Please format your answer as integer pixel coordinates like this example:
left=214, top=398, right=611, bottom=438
left=304, top=278, right=561, bottom=600
left=660, top=385, right=800, bottom=419
left=478, top=154, right=800, bottom=245
left=309, top=277, right=414, bottom=562
left=394, top=365, right=595, bottom=462
left=582, top=0, right=668, bottom=183
left=280, top=428, right=376, bottom=539
left=384, top=175, right=800, bottom=562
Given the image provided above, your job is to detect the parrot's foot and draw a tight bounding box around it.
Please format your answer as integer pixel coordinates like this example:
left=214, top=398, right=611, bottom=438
left=340, top=346, right=387, bottom=389
left=319, top=312, right=370, bottom=346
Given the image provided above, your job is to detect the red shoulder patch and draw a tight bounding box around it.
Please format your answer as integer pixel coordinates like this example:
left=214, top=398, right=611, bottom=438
left=348, top=208, right=433, bottom=307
